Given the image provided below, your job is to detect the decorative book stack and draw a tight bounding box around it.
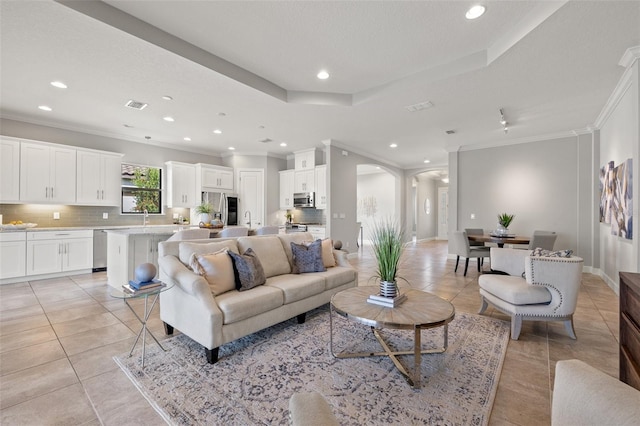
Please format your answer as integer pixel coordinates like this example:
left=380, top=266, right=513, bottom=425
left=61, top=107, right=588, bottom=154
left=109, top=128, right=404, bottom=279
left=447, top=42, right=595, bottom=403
left=122, top=279, right=163, bottom=294
left=367, top=292, right=406, bottom=308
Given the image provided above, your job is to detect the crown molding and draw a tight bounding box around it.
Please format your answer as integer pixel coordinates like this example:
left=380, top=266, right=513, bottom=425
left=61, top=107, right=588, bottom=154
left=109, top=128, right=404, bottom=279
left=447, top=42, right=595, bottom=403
left=619, top=45, right=640, bottom=68
left=594, top=46, right=639, bottom=129
left=457, top=130, right=580, bottom=152
left=322, top=139, right=403, bottom=170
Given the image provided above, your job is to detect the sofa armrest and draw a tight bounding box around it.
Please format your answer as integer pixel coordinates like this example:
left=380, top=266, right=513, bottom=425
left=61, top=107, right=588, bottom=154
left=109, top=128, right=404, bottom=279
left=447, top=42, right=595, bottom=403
left=158, top=255, right=214, bottom=301
left=489, top=247, right=528, bottom=276
left=552, top=359, right=640, bottom=425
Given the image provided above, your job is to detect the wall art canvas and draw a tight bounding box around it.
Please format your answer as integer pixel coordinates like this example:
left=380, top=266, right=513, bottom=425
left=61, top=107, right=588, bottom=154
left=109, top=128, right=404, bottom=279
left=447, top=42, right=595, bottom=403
left=599, top=161, right=614, bottom=223
left=610, top=159, right=633, bottom=239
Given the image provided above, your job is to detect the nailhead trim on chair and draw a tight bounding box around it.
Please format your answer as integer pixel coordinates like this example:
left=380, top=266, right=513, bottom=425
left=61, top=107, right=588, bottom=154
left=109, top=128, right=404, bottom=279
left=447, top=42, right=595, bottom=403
left=528, top=256, right=582, bottom=316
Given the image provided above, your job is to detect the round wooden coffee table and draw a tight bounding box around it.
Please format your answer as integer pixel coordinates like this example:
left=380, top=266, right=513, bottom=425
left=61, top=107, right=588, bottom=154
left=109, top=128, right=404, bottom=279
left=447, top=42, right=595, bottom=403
left=330, top=287, right=455, bottom=388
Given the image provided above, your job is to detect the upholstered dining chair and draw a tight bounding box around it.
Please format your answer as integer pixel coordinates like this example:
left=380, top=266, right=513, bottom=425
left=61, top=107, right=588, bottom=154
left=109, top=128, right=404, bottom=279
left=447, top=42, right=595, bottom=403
left=451, top=230, right=491, bottom=276
left=528, top=230, right=558, bottom=250
left=478, top=248, right=583, bottom=340
left=217, top=227, right=249, bottom=238
left=166, top=228, right=211, bottom=241
left=465, top=228, right=485, bottom=247
left=255, top=226, right=279, bottom=235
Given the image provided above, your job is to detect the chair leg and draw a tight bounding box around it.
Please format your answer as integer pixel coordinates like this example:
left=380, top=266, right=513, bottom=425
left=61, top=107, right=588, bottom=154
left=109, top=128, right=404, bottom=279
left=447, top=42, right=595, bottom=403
left=477, top=258, right=481, bottom=272
left=464, top=258, right=469, bottom=276
left=511, top=315, right=522, bottom=340
left=478, top=296, right=488, bottom=314
left=455, top=256, right=460, bottom=272
left=564, top=318, right=577, bottom=339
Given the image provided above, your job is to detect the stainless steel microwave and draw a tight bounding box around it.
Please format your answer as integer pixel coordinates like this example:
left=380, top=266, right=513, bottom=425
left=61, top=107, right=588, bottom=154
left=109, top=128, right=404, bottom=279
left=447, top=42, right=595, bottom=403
left=293, top=192, right=315, bottom=208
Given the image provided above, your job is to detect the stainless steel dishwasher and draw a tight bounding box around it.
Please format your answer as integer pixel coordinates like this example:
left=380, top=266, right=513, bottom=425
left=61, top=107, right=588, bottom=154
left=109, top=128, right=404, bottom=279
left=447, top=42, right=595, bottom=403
left=93, top=229, right=107, bottom=272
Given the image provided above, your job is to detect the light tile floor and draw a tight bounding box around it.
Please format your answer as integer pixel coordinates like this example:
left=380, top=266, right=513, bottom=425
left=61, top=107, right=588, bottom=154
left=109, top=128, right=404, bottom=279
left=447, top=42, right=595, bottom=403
left=0, top=240, right=619, bottom=425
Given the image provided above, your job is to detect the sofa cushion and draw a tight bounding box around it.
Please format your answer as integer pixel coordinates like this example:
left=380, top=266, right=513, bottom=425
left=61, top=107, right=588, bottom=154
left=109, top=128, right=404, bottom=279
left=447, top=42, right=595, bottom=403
left=266, top=274, right=326, bottom=304
left=315, top=266, right=357, bottom=291
left=215, top=285, right=284, bottom=324
left=228, top=248, right=266, bottom=291
left=237, top=236, right=291, bottom=278
left=478, top=274, right=552, bottom=305
left=179, top=240, right=239, bottom=266
left=189, top=248, right=236, bottom=296
left=291, top=240, right=326, bottom=273
left=304, top=238, right=336, bottom=268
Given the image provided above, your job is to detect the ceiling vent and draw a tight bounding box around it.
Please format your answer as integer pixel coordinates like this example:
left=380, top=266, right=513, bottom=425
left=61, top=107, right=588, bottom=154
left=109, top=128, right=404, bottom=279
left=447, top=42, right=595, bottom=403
left=405, top=101, right=433, bottom=112
left=259, top=138, right=273, bottom=143
left=445, top=130, right=456, bottom=134
left=124, top=100, right=148, bottom=110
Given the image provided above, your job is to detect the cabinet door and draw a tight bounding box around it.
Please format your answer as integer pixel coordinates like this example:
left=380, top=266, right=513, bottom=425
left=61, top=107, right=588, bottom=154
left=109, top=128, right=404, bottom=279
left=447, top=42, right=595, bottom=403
left=167, top=163, right=196, bottom=207
left=49, top=146, right=76, bottom=203
left=63, top=238, right=93, bottom=271
left=218, top=169, right=234, bottom=190
left=76, top=150, right=102, bottom=204
left=0, top=139, right=20, bottom=202
left=20, top=142, right=51, bottom=201
left=101, top=153, right=122, bottom=206
left=0, top=240, right=26, bottom=279
left=295, top=150, right=316, bottom=170
left=279, top=170, right=294, bottom=209
left=26, top=240, right=61, bottom=275
left=131, top=235, right=153, bottom=278
left=107, top=232, right=128, bottom=288
left=294, top=170, right=315, bottom=193
left=315, top=165, right=327, bottom=209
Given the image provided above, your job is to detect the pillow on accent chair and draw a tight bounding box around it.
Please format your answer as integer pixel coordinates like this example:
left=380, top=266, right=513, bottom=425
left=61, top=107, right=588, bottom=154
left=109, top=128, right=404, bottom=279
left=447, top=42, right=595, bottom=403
left=189, top=248, right=236, bottom=296
left=531, top=248, right=573, bottom=257
left=227, top=248, right=266, bottom=291
left=291, top=240, right=326, bottom=274
left=304, top=238, right=336, bottom=268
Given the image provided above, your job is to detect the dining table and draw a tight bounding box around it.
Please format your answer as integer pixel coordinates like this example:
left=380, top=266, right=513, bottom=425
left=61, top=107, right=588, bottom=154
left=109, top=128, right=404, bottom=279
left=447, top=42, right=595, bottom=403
left=468, top=234, right=530, bottom=248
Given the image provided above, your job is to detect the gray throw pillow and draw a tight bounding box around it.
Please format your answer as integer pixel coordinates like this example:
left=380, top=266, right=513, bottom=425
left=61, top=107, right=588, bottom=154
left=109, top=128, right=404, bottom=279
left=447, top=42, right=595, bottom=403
left=227, top=248, right=266, bottom=291
left=531, top=247, right=573, bottom=257
left=291, top=240, right=326, bottom=274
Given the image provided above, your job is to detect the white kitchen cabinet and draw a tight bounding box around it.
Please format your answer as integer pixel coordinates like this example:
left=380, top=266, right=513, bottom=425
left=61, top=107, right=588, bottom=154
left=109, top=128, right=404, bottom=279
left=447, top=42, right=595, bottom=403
left=76, top=149, right=123, bottom=205
left=294, top=149, right=317, bottom=170
left=0, top=232, right=26, bottom=279
left=294, top=169, right=315, bottom=193
left=20, top=141, right=76, bottom=204
left=308, top=226, right=326, bottom=240
left=26, top=230, right=93, bottom=276
left=165, top=161, right=197, bottom=208
left=196, top=163, right=234, bottom=192
left=279, top=170, right=294, bottom=209
left=0, top=138, right=21, bottom=203
left=314, top=165, right=327, bottom=209
left=107, top=230, right=172, bottom=288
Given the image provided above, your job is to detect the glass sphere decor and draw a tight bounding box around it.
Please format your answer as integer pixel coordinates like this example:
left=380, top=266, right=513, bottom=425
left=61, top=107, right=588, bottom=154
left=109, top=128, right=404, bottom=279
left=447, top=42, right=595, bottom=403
left=135, top=262, right=157, bottom=283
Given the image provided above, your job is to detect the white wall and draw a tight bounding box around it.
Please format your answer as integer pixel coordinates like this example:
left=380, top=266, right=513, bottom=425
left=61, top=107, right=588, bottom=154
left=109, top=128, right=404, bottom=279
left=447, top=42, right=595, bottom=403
left=415, top=174, right=438, bottom=240
left=356, top=170, right=395, bottom=241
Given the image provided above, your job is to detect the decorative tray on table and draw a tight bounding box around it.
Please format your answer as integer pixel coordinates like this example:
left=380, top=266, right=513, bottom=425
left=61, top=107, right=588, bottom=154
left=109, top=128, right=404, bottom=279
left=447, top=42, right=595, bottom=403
left=1, top=223, right=38, bottom=230
left=199, top=223, right=224, bottom=229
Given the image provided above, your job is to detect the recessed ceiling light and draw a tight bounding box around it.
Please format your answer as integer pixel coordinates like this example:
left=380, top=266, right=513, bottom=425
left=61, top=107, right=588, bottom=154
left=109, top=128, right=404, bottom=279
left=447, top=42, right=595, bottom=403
left=389, top=143, right=398, bottom=148
left=38, top=105, right=52, bottom=111
left=162, top=95, right=173, bottom=101
left=442, top=178, right=450, bottom=183
left=228, top=146, right=235, bottom=150
left=213, top=129, right=222, bottom=134
left=50, top=81, right=67, bottom=89
left=423, top=159, right=430, bottom=164
left=466, top=5, right=486, bottom=20
left=163, top=116, right=175, bottom=122
left=183, top=137, right=191, bottom=141
left=317, top=70, right=330, bottom=80
left=280, top=142, right=287, bottom=147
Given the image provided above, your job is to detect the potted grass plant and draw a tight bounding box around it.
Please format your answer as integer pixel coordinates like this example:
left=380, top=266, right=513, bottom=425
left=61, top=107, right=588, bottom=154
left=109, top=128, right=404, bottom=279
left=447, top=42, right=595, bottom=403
left=370, top=218, right=405, bottom=298
left=497, top=213, right=515, bottom=235
left=195, top=202, right=213, bottom=225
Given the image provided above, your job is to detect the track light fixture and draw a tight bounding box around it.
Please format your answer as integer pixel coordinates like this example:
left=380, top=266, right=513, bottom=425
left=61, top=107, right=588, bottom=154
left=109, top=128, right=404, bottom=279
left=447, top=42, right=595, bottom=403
left=499, top=108, right=508, bottom=134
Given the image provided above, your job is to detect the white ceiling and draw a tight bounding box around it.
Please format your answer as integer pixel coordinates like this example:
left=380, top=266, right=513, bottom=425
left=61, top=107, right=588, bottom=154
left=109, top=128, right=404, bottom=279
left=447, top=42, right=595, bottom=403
left=1, top=1, right=638, bottom=169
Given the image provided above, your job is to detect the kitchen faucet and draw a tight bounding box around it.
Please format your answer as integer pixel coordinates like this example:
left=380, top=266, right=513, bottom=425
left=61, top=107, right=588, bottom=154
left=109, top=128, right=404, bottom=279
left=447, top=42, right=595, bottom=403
left=244, top=210, right=251, bottom=228
left=143, top=209, right=149, bottom=227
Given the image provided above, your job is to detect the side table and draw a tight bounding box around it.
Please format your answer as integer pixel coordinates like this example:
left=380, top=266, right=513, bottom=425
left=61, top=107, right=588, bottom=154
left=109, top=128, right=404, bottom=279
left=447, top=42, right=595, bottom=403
left=110, top=282, right=173, bottom=367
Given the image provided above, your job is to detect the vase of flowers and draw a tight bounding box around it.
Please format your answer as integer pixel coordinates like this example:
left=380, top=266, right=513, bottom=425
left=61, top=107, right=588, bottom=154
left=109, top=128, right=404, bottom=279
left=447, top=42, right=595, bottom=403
left=497, top=213, right=515, bottom=235
left=371, top=218, right=405, bottom=298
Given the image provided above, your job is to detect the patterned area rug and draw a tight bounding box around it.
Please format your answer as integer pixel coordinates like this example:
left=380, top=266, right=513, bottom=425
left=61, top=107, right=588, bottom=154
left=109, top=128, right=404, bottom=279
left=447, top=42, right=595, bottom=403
left=114, top=306, right=510, bottom=425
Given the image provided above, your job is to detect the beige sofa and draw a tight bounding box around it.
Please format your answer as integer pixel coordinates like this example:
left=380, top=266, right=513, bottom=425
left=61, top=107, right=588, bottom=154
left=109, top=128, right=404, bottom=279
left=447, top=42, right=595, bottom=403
left=157, top=232, right=357, bottom=363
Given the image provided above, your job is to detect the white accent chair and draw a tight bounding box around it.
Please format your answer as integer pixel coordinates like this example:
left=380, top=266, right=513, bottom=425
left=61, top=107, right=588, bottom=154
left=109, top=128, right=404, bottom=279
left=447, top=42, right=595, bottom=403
left=478, top=248, right=583, bottom=339
left=552, top=359, right=640, bottom=425
left=255, top=226, right=279, bottom=235
left=528, top=230, right=558, bottom=250
left=217, top=226, right=249, bottom=238
left=166, top=229, right=211, bottom=241
left=450, top=230, right=490, bottom=276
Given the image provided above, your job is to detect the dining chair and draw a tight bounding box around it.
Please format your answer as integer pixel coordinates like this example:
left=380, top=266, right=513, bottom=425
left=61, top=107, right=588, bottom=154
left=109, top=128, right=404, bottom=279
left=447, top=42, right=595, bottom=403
left=255, top=226, right=279, bottom=235
left=528, top=230, right=558, bottom=250
left=166, top=229, right=211, bottom=241
left=217, top=227, right=249, bottom=238
left=451, top=230, right=491, bottom=276
left=465, top=228, right=485, bottom=247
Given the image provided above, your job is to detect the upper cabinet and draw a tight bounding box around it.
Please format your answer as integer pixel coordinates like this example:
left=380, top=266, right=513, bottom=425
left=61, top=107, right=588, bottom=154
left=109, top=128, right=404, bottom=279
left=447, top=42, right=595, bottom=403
left=196, top=163, right=234, bottom=192
left=76, top=149, right=123, bottom=206
left=294, top=148, right=318, bottom=170
left=314, top=165, right=327, bottom=209
left=279, top=170, right=294, bottom=209
left=20, top=141, right=76, bottom=204
left=294, top=169, right=315, bottom=193
left=0, top=138, right=20, bottom=202
left=165, top=161, right=197, bottom=208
